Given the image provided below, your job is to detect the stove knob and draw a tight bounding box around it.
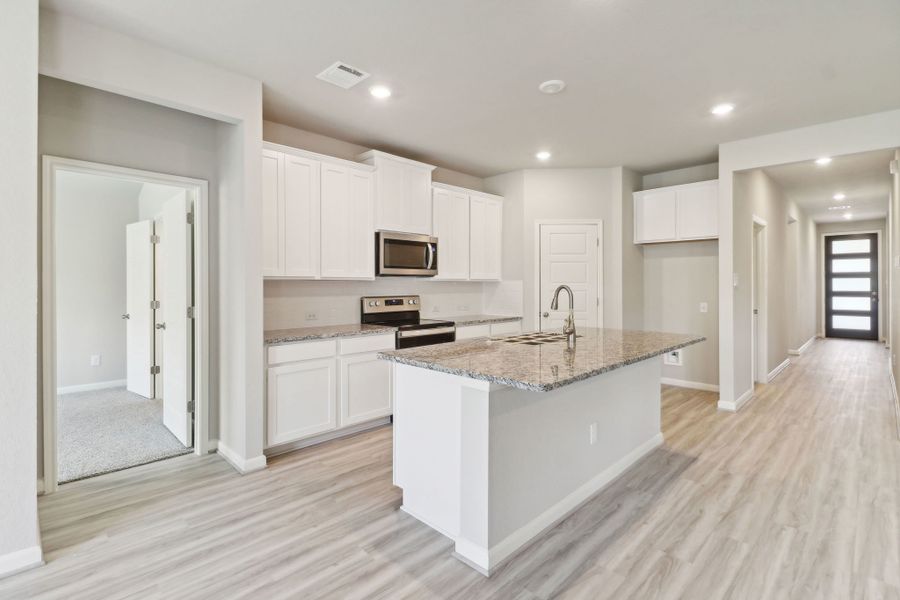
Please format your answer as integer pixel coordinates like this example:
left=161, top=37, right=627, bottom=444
left=375, top=300, right=381, bottom=306
left=368, top=301, right=376, bottom=307
left=413, top=299, right=419, bottom=305
left=408, top=299, right=414, bottom=305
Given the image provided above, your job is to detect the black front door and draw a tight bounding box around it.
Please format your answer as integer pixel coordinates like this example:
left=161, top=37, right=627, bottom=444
left=825, top=233, right=878, bottom=340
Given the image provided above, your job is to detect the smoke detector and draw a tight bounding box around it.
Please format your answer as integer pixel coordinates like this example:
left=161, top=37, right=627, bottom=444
left=316, top=61, right=371, bottom=89
left=538, top=80, right=566, bottom=94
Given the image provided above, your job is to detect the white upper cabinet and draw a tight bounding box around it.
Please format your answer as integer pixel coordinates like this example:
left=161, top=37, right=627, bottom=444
left=261, top=149, right=283, bottom=276
left=262, top=143, right=375, bottom=279
left=358, top=150, right=436, bottom=235
left=320, top=163, right=374, bottom=279
left=633, top=179, right=718, bottom=244
left=469, top=192, right=503, bottom=281
left=432, top=185, right=470, bottom=280
left=282, top=153, right=321, bottom=277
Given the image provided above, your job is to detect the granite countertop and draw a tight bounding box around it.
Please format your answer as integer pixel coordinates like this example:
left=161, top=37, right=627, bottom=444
left=265, top=323, right=396, bottom=345
left=446, top=314, right=523, bottom=326
left=379, top=328, right=705, bottom=392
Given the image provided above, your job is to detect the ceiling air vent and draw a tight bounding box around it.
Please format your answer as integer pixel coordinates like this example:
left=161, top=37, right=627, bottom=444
left=316, top=61, right=371, bottom=89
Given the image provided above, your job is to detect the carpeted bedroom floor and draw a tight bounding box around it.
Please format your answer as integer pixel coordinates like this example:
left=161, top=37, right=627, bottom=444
left=57, top=387, right=191, bottom=483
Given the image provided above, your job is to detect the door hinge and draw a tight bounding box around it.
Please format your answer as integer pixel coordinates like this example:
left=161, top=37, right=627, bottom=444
left=187, top=400, right=195, bottom=413
left=151, top=365, right=161, bottom=375
left=186, top=212, right=194, bottom=225
left=151, top=300, right=161, bottom=309
left=150, top=234, right=160, bottom=244
left=597, top=297, right=600, bottom=307
left=187, top=306, right=196, bottom=319
left=596, top=237, right=600, bottom=247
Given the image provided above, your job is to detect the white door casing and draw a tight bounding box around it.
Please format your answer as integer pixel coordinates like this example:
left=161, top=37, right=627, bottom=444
left=539, top=223, right=601, bottom=332
left=161, top=191, right=193, bottom=446
left=126, top=220, right=154, bottom=398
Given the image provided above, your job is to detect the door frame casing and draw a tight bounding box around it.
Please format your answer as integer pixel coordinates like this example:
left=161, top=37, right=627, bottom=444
left=533, top=220, right=604, bottom=332
left=750, top=216, right=768, bottom=385
left=819, top=229, right=883, bottom=341
left=41, top=155, right=210, bottom=494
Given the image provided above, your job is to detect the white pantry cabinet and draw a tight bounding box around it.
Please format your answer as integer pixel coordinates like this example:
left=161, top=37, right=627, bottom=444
left=633, top=179, right=718, bottom=244
left=265, top=332, right=394, bottom=449
left=358, top=150, right=436, bottom=235
left=469, top=192, right=503, bottom=280
left=262, top=143, right=375, bottom=279
left=432, top=185, right=470, bottom=280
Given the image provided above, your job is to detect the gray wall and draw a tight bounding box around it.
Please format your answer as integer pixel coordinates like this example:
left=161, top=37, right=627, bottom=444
left=38, top=76, right=222, bottom=470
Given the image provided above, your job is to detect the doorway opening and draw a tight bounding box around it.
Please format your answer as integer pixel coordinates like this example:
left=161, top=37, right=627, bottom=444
left=751, top=217, right=768, bottom=384
left=42, top=157, right=209, bottom=492
left=535, top=220, right=603, bottom=332
left=824, top=233, right=879, bottom=340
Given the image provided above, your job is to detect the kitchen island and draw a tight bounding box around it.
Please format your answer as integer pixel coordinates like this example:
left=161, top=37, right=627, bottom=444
left=379, top=327, right=704, bottom=575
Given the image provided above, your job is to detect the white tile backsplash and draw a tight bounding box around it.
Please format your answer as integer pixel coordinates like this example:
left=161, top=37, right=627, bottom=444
left=264, top=279, right=489, bottom=330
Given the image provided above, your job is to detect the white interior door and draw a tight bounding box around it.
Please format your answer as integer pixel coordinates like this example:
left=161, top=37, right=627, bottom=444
left=161, top=191, right=193, bottom=447
left=126, top=220, right=155, bottom=397
left=539, top=223, right=600, bottom=332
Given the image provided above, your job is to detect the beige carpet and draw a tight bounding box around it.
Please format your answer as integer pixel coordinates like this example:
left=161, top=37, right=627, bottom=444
left=57, top=387, right=191, bottom=483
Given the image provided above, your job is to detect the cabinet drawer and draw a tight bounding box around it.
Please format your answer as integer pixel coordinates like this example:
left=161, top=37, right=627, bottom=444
left=490, top=320, right=522, bottom=336
left=267, top=339, right=337, bottom=365
left=456, top=324, right=491, bottom=340
left=338, top=333, right=396, bottom=355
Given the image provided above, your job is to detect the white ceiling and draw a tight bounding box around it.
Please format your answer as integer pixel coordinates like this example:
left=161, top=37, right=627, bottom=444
left=762, top=149, right=894, bottom=223
left=42, top=0, right=900, bottom=177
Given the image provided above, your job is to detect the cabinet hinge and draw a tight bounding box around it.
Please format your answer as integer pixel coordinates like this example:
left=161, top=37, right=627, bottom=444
left=151, top=300, right=161, bottom=310
left=151, top=365, right=161, bottom=375
left=151, top=234, right=160, bottom=244
left=187, top=306, right=196, bottom=319
left=187, top=400, right=195, bottom=413
left=186, top=212, right=194, bottom=225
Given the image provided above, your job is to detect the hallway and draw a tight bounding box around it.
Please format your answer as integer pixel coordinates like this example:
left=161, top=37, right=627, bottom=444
left=2, top=339, right=898, bottom=599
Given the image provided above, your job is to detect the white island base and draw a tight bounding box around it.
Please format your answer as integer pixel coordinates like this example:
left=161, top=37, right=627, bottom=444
left=392, top=357, right=664, bottom=576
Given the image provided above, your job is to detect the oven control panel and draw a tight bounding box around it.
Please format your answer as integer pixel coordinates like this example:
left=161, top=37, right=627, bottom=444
left=361, top=295, right=420, bottom=314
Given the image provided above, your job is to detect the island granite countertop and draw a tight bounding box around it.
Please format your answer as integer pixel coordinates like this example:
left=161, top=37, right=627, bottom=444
left=379, top=327, right=704, bottom=392
left=265, top=323, right=396, bottom=345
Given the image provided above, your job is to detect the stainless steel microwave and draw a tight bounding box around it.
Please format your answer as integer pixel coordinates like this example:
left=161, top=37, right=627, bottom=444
left=376, top=231, right=438, bottom=277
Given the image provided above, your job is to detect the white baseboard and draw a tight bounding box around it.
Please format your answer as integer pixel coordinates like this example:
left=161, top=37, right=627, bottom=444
left=0, top=545, right=43, bottom=580
left=207, top=439, right=218, bottom=452
left=216, top=441, right=267, bottom=474
left=264, top=417, right=391, bottom=458
left=57, top=379, right=126, bottom=395
left=718, top=387, right=754, bottom=412
left=768, top=358, right=790, bottom=382
left=36, top=478, right=44, bottom=496
left=788, top=336, right=816, bottom=356
left=660, top=377, right=719, bottom=392
left=463, top=432, right=664, bottom=575
left=890, top=366, right=900, bottom=442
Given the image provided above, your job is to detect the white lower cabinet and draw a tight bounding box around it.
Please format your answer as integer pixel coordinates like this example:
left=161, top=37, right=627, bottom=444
left=490, top=320, right=522, bottom=336
left=266, top=359, right=337, bottom=446
left=266, top=333, right=394, bottom=448
left=340, top=352, right=392, bottom=426
left=456, top=321, right=523, bottom=340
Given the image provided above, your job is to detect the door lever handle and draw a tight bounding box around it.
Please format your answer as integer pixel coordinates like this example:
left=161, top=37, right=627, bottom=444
left=122, top=313, right=130, bottom=320
left=155, top=323, right=166, bottom=330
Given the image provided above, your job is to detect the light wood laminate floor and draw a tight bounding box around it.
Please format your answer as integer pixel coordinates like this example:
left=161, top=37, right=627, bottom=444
left=3, top=339, right=899, bottom=599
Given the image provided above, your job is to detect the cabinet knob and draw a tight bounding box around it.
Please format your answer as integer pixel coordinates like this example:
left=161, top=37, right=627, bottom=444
left=542, top=312, right=549, bottom=318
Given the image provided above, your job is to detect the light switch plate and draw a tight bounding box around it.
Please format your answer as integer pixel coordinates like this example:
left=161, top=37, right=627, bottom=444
left=90, top=354, right=101, bottom=367
left=663, top=349, right=683, bottom=366
left=700, top=302, right=708, bottom=313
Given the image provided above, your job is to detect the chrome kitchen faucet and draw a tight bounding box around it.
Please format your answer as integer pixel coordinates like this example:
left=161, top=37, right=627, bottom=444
left=550, top=285, right=577, bottom=349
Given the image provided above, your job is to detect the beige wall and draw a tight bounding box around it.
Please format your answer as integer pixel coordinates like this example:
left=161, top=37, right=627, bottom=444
left=642, top=162, right=718, bottom=190
left=816, top=219, right=887, bottom=340
left=263, top=120, right=485, bottom=191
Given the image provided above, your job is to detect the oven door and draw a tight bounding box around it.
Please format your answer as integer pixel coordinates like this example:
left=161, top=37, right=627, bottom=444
left=378, top=231, right=438, bottom=276
left=396, top=326, right=456, bottom=349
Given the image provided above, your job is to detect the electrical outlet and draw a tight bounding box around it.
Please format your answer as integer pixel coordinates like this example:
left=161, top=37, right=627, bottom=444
left=305, top=312, right=318, bottom=321
left=699, top=302, right=708, bottom=313
left=90, top=354, right=101, bottom=367
left=663, top=349, right=683, bottom=366
left=589, top=422, right=598, bottom=445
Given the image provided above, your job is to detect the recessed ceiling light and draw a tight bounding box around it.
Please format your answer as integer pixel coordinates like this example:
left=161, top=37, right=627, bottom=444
left=815, top=157, right=832, bottom=166
left=844, top=212, right=853, bottom=220
left=828, top=205, right=851, bottom=210
left=536, top=151, right=551, bottom=161
left=369, top=85, right=392, bottom=99
left=538, top=80, right=566, bottom=95
left=710, top=103, right=735, bottom=116
left=833, top=192, right=846, bottom=200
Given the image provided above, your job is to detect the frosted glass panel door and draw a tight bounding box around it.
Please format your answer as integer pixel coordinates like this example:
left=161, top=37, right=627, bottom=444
left=825, top=233, right=877, bottom=340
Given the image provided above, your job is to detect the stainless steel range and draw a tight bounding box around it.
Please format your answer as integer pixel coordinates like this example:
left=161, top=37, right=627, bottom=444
left=361, top=295, right=456, bottom=349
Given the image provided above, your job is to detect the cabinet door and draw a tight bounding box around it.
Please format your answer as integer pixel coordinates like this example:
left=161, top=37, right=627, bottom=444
left=267, top=359, right=337, bottom=446
left=321, top=164, right=374, bottom=279
left=470, top=195, right=502, bottom=280
left=634, top=188, right=677, bottom=243
left=261, top=150, right=283, bottom=276
left=375, top=157, right=407, bottom=232
left=404, top=166, right=433, bottom=235
left=339, top=352, right=392, bottom=426
left=433, top=188, right=470, bottom=280
left=675, top=181, right=718, bottom=240
left=282, top=153, right=320, bottom=277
